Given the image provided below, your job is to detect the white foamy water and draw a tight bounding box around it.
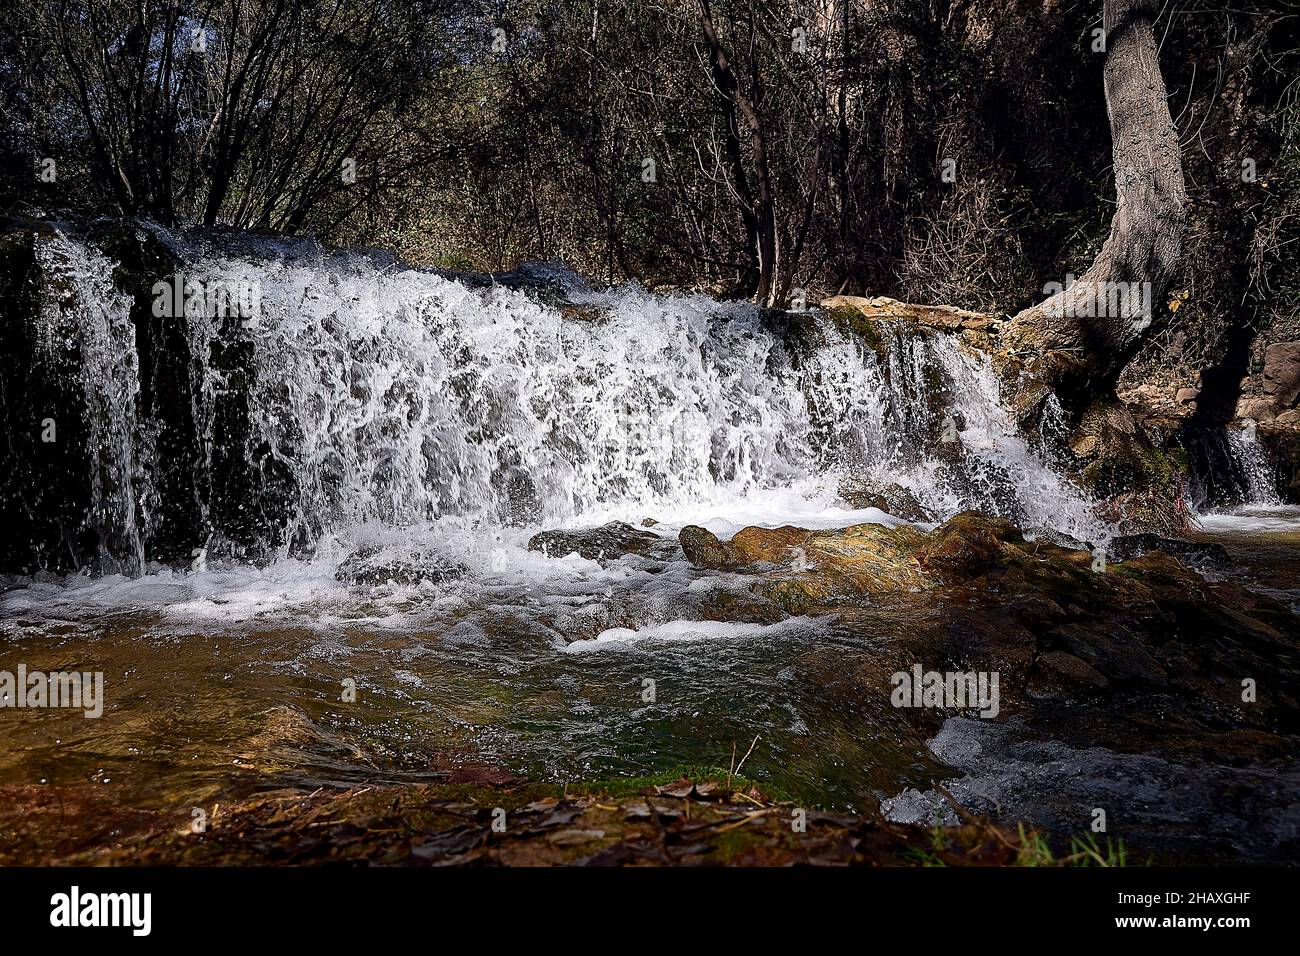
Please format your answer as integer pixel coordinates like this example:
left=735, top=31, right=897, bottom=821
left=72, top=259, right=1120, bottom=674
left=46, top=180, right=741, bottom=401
left=1226, top=421, right=1281, bottom=507
left=1197, top=504, right=1300, bottom=535
left=6, top=227, right=1112, bottom=618
left=32, top=236, right=152, bottom=573
left=562, top=617, right=823, bottom=654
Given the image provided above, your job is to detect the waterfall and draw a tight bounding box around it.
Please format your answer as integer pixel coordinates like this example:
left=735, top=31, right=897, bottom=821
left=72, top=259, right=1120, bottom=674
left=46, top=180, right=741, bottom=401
left=31, top=234, right=153, bottom=573
left=6, top=227, right=1107, bottom=573
left=1186, top=418, right=1281, bottom=512
left=1226, top=420, right=1280, bottom=506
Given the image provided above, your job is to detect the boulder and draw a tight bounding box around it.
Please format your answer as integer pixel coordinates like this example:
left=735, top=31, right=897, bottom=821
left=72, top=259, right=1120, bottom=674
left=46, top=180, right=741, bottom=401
left=1261, top=341, right=1300, bottom=408
left=681, top=519, right=932, bottom=594
left=1235, top=396, right=1278, bottom=423
left=917, top=512, right=1021, bottom=580
left=1028, top=651, right=1110, bottom=699
left=1107, top=533, right=1231, bottom=569
left=678, top=526, right=734, bottom=570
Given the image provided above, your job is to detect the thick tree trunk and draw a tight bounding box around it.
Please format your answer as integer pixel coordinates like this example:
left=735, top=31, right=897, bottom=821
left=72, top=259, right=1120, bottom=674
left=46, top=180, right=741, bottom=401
left=1000, top=0, right=1186, bottom=410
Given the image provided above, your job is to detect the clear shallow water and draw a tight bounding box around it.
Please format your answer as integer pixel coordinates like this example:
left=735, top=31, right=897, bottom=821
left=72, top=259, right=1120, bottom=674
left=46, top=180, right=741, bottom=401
left=5, top=229, right=1297, bottom=855
left=0, top=491, right=947, bottom=814
left=5, top=497, right=1294, bottom=823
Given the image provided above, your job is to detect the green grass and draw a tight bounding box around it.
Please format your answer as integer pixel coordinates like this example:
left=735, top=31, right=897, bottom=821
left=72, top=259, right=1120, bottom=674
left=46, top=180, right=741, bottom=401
left=903, top=820, right=1130, bottom=867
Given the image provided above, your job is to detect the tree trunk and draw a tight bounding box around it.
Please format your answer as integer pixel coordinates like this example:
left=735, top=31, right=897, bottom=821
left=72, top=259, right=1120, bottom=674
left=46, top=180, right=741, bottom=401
left=1000, top=0, right=1187, bottom=412
left=699, top=0, right=777, bottom=304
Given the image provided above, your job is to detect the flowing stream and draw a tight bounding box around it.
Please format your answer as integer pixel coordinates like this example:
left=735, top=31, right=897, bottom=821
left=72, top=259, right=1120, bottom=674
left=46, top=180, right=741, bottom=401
left=1, top=226, right=1296, bottom=856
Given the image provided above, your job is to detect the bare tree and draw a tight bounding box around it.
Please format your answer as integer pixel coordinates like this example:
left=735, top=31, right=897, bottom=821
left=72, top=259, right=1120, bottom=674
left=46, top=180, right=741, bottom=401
left=1001, top=0, right=1188, bottom=408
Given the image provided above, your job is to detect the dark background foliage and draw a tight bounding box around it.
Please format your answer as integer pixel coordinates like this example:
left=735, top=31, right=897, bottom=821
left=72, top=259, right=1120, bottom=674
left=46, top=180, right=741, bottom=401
left=2, top=0, right=1297, bottom=388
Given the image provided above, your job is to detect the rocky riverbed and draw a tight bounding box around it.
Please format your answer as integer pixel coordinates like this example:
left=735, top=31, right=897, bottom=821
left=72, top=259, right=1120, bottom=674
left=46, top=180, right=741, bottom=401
left=2, top=505, right=1296, bottom=865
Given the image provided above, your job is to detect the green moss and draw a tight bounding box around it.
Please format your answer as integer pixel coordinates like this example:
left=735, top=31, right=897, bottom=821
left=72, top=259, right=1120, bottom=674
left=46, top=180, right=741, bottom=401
left=824, top=305, right=884, bottom=353
left=568, top=764, right=796, bottom=803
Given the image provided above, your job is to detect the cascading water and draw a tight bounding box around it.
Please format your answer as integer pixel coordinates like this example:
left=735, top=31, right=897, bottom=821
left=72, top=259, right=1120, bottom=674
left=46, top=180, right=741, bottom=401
left=31, top=235, right=153, bottom=574
left=1226, top=420, right=1280, bottom=506
left=9, top=227, right=1107, bottom=577
left=6, top=224, right=1297, bottom=856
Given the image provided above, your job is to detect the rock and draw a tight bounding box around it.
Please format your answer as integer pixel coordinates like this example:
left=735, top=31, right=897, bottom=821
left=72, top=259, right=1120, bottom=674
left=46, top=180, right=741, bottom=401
left=678, top=526, right=735, bottom=570
left=1023, top=527, right=1089, bottom=551
left=491, top=464, right=542, bottom=526
left=1069, top=434, right=1100, bottom=457
left=1107, top=534, right=1232, bottom=570
left=1047, top=621, right=1168, bottom=688
left=1095, top=489, right=1190, bottom=537
left=1235, top=396, right=1277, bottom=422
left=681, top=521, right=932, bottom=595
left=528, top=521, right=664, bottom=561
left=335, top=546, right=466, bottom=586
left=1174, top=387, right=1199, bottom=406
left=836, top=475, right=932, bottom=522
left=1029, top=651, right=1109, bottom=698
left=1258, top=425, right=1300, bottom=498
left=917, top=512, right=1021, bottom=580
left=820, top=295, right=997, bottom=333
left=1262, top=341, right=1300, bottom=407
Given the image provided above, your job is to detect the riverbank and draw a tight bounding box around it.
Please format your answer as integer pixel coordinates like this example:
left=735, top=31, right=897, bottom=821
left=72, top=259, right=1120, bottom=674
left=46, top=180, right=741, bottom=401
left=0, top=768, right=1124, bottom=867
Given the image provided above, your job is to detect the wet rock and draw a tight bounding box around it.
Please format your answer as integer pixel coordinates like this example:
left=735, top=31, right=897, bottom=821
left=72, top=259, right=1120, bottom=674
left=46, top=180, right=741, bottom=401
left=836, top=475, right=932, bottom=522
left=1258, top=424, right=1300, bottom=500
left=1023, top=527, right=1089, bottom=551
left=529, top=521, right=665, bottom=561
left=1046, top=621, right=1168, bottom=689
left=884, top=718, right=1300, bottom=865
left=336, top=546, right=466, bottom=586
left=1107, top=533, right=1231, bottom=569
left=678, top=526, right=734, bottom=570
left=917, top=512, right=1022, bottom=580
left=682, top=521, right=932, bottom=591
left=492, top=464, right=542, bottom=526
left=1028, top=651, right=1109, bottom=699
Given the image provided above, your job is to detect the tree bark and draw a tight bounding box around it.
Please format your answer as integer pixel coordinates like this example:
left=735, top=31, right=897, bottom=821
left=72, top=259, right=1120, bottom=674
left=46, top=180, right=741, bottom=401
left=699, top=0, right=777, bottom=304
left=1000, top=0, right=1187, bottom=409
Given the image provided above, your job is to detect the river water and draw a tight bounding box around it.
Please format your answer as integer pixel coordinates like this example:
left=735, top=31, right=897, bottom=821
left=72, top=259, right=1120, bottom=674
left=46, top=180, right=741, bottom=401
left=1, top=227, right=1296, bottom=860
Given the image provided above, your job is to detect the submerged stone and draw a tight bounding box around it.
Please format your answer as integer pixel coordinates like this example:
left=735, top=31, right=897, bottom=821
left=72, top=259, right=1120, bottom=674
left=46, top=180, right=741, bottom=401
left=335, top=546, right=467, bottom=586
left=528, top=521, right=665, bottom=561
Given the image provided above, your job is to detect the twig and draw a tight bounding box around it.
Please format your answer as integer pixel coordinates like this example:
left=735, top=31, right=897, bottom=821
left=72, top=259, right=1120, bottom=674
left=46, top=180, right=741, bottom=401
left=714, top=809, right=771, bottom=834
left=733, top=734, right=760, bottom=779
